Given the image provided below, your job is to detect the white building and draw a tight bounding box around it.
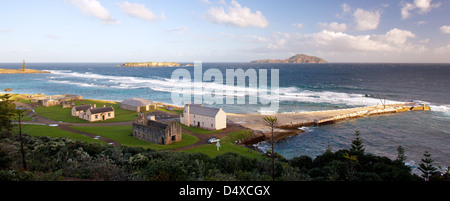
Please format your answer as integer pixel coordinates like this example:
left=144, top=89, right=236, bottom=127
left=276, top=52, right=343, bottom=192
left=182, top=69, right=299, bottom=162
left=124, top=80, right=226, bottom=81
left=180, top=104, right=226, bottom=130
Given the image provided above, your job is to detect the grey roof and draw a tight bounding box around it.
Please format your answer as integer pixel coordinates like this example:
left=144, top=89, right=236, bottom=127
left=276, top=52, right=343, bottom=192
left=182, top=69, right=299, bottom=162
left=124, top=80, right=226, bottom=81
left=121, top=98, right=154, bottom=107
left=89, top=106, right=114, bottom=114
left=187, top=104, right=220, bottom=117
left=74, top=104, right=92, bottom=111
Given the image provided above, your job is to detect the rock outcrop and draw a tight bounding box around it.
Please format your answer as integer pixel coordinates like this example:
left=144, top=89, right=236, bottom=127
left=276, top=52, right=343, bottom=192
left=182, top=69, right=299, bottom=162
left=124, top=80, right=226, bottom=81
left=251, top=54, right=327, bottom=64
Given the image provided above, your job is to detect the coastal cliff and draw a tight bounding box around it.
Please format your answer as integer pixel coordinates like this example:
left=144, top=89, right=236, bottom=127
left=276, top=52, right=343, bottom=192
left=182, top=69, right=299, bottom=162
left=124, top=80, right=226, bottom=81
left=251, top=54, right=327, bottom=64
left=121, top=62, right=192, bottom=67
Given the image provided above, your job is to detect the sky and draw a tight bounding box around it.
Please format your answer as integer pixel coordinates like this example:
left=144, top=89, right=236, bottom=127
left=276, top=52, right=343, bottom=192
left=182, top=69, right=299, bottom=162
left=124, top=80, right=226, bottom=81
left=0, top=0, right=450, bottom=63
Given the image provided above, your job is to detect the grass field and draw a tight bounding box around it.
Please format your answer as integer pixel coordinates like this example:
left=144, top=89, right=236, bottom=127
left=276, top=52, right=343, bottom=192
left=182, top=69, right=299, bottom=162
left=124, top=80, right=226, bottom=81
left=179, top=123, right=223, bottom=134
left=70, top=125, right=198, bottom=150
left=181, top=141, right=262, bottom=158
left=13, top=124, right=101, bottom=144
left=181, top=130, right=262, bottom=158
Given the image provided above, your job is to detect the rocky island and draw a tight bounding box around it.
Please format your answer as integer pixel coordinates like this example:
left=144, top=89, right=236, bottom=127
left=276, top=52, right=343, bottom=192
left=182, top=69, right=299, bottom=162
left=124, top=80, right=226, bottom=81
left=0, top=69, right=50, bottom=74
left=121, top=62, right=192, bottom=67
left=251, top=54, right=327, bottom=64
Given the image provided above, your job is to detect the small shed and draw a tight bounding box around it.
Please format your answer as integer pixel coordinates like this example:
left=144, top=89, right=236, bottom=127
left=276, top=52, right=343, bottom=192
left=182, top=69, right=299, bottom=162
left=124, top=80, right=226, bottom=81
left=120, top=98, right=156, bottom=112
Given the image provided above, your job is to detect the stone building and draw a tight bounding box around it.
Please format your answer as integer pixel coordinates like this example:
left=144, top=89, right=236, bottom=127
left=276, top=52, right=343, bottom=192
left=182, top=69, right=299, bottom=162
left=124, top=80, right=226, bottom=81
left=120, top=98, right=156, bottom=112
left=72, top=104, right=115, bottom=122
left=180, top=104, right=227, bottom=130
left=132, top=113, right=182, bottom=145
left=31, top=94, right=82, bottom=107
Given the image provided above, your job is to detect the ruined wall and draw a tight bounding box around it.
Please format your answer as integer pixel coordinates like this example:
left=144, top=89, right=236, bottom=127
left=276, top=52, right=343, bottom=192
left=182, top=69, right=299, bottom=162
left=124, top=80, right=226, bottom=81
left=132, top=120, right=182, bottom=145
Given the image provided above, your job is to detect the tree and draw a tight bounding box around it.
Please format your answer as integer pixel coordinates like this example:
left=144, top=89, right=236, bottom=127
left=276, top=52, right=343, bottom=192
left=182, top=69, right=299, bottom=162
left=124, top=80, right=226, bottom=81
left=263, top=116, right=278, bottom=181
left=396, top=146, right=406, bottom=164
left=418, top=151, right=437, bottom=181
left=15, top=109, right=28, bottom=170
left=350, top=131, right=365, bottom=155
left=0, top=94, right=16, bottom=135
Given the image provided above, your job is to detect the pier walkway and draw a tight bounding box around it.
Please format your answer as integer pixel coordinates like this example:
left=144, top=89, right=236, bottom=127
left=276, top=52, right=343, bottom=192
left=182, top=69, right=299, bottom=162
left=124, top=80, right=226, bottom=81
left=227, top=103, right=430, bottom=136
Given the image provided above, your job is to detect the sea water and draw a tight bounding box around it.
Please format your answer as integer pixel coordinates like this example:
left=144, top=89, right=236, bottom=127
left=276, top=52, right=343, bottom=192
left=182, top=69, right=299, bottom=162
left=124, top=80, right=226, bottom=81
left=1, top=62, right=449, bottom=170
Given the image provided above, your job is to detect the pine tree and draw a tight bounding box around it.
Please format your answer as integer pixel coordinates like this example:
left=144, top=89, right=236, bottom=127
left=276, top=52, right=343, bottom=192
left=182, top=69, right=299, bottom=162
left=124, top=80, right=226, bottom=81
left=418, top=151, right=437, bottom=181
left=350, top=131, right=365, bottom=155
left=263, top=116, right=278, bottom=182
left=396, top=146, right=407, bottom=163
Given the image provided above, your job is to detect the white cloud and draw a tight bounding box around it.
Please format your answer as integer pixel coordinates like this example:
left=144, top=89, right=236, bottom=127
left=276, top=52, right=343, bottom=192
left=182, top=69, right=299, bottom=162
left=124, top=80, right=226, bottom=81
left=435, top=44, right=450, bottom=54
left=117, top=1, right=164, bottom=22
left=46, top=34, right=59, bottom=40
left=67, top=0, right=119, bottom=25
left=318, top=22, right=347, bottom=32
left=401, top=0, right=441, bottom=19
left=166, top=26, right=189, bottom=33
left=353, top=8, right=381, bottom=31
left=247, top=28, right=420, bottom=55
left=293, top=23, right=304, bottom=29
left=440, top=26, right=450, bottom=34
left=0, top=28, right=13, bottom=33
left=204, top=0, right=269, bottom=28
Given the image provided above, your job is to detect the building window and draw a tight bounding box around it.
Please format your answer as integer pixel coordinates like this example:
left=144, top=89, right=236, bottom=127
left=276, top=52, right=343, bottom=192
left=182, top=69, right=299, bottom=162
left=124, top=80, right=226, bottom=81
left=108, top=113, right=111, bottom=117
left=211, top=124, right=213, bottom=128
left=95, top=115, right=98, bottom=119
left=171, top=135, right=176, bottom=141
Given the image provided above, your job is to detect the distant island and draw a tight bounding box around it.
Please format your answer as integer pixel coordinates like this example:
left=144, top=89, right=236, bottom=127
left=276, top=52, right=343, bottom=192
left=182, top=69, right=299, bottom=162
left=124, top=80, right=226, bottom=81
left=251, top=54, right=327, bottom=64
left=0, top=60, right=50, bottom=74
left=0, top=69, right=50, bottom=74
left=121, top=62, right=193, bottom=67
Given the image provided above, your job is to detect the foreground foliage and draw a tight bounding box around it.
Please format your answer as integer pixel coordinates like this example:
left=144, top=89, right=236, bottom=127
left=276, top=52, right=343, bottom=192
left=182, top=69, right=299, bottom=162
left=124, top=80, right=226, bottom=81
left=0, top=132, right=438, bottom=181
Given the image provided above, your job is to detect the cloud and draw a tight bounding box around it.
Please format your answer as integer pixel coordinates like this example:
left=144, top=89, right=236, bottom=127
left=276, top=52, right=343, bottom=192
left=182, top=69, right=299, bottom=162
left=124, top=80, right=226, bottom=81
left=435, top=44, right=450, bottom=54
left=117, top=1, right=165, bottom=22
left=292, top=23, right=304, bottom=29
left=166, top=26, right=189, bottom=33
left=247, top=28, right=419, bottom=55
left=67, top=0, right=119, bottom=25
left=0, top=28, right=13, bottom=33
left=353, top=8, right=381, bottom=31
left=440, top=26, right=450, bottom=34
left=318, top=22, right=347, bottom=32
left=46, top=34, right=59, bottom=40
left=401, top=0, right=441, bottom=19
left=204, top=0, right=269, bottom=28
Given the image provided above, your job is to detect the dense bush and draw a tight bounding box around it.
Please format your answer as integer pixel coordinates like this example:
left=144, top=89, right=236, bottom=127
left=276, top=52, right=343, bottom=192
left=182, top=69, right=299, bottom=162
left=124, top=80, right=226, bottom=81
left=0, top=132, right=433, bottom=181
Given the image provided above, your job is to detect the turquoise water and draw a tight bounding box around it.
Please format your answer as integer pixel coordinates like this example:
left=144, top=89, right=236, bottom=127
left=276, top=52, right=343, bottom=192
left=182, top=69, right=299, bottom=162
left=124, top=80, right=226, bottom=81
left=1, top=62, right=449, bottom=169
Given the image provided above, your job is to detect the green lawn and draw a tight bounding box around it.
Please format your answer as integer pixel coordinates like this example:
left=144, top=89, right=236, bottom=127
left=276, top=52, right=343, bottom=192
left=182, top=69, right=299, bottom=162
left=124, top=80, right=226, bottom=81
left=13, top=124, right=101, bottom=144
left=181, top=141, right=262, bottom=159
left=179, top=123, right=222, bottom=135
left=34, top=99, right=140, bottom=123
left=70, top=125, right=198, bottom=150
left=181, top=130, right=261, bottom=159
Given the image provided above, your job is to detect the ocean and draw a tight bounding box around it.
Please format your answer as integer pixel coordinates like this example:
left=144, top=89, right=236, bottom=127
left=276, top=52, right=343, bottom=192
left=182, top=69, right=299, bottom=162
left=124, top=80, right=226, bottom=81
left=1, top=62, right=449, bottom=172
